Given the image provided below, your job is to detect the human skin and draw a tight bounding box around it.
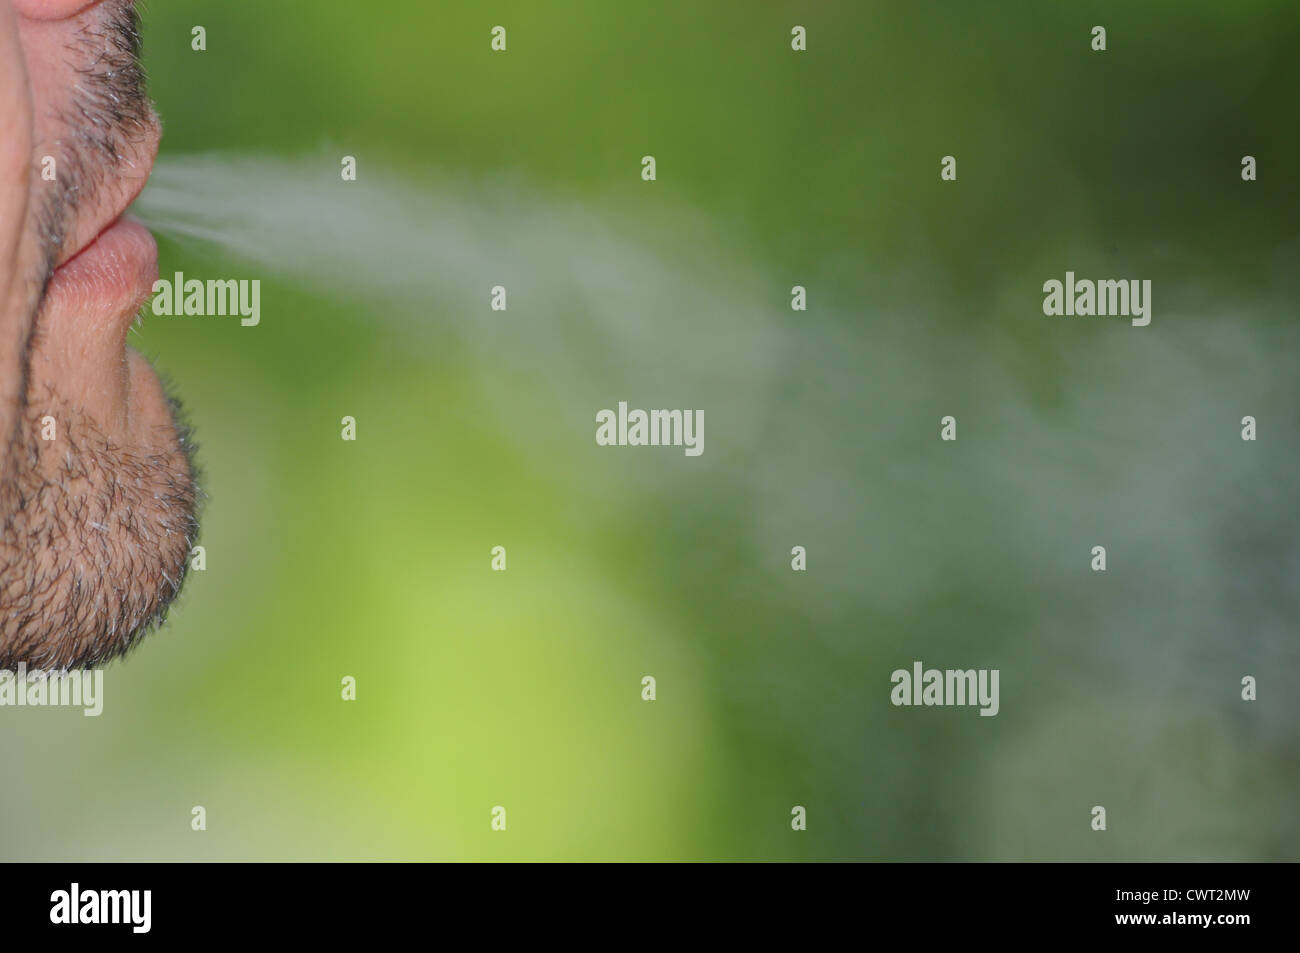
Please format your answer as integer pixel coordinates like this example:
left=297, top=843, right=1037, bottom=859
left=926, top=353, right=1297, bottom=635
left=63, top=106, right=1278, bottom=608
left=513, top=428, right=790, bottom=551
left=0, top=0, right=197, bottom=670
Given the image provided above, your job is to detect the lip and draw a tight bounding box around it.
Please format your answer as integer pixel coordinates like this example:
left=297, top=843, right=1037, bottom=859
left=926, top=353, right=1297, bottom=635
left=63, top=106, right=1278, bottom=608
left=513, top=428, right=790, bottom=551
left=41, top=97, right=161, bottom=337
left=47, top=88, right=161, bottom=263
left=51, top=106, right=161, bottom=268
left=43, top=215, right=158, bottom=339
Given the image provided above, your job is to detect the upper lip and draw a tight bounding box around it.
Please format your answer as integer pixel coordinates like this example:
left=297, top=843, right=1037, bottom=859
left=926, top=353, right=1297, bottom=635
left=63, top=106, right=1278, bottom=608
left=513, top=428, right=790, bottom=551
left=53, top=110, right=162, bottom=270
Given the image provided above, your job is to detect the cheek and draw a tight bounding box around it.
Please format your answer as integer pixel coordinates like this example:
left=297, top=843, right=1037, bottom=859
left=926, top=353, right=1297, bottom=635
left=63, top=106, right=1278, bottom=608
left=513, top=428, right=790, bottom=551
left=14, top=10, right=104, bottom=198
left=11, top=0, right=100, bottom=21
left=12, top=0, right=103, bottom=97
left=14, top=15, right=75, bottom=127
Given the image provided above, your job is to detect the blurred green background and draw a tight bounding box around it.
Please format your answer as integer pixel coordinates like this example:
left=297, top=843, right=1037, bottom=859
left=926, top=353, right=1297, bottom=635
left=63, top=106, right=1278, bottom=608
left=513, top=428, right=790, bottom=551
left=3, top=0, right=1299, bottom=860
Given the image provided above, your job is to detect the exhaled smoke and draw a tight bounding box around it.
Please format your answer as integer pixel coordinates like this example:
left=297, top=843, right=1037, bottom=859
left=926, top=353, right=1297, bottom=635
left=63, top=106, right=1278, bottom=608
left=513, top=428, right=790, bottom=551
left=134, top=152, right=1298, bottom=721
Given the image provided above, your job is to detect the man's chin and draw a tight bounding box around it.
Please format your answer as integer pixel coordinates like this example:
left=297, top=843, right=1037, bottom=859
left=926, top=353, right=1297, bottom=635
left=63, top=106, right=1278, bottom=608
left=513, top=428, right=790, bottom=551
left=0, top=372, right=198, bottom=671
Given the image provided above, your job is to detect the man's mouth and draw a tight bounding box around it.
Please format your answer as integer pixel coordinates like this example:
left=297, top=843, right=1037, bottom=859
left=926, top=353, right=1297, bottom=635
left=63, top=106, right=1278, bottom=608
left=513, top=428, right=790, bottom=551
left=44, top=214, right=158, bottom=343
left=39, top=83, right=161, bottom=338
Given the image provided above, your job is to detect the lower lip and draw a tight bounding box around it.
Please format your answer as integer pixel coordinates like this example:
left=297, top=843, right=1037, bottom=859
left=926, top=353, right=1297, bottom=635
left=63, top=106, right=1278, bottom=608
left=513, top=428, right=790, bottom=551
left=46, top=217, right=159, bottom=317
